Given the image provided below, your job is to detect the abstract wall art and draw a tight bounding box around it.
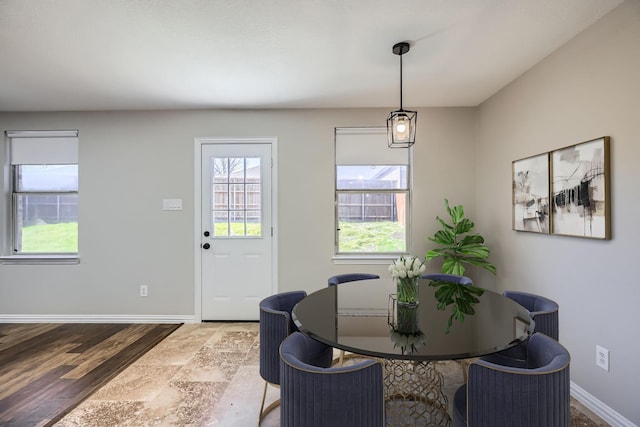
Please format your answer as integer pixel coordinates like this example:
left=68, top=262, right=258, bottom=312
left=550, top=136, right=610, bottom=239
left=512, top=153, right=550, bottom=234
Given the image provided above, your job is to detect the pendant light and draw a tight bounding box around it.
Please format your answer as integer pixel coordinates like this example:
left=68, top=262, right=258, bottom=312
left=387, top=42, right=417, bottom=148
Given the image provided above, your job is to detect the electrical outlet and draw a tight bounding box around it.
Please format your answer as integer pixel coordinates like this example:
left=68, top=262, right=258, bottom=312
left=140, top=285, right=148, bottom=297
left=596, top=345, right=609, bottom=371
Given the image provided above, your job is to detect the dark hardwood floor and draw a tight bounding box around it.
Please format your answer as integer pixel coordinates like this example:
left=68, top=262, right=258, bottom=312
left=0, top=323, right=180, bottom=427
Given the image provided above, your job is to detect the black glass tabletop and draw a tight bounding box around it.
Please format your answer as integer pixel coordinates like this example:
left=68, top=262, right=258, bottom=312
left=292, top=279, right=534, bottom=361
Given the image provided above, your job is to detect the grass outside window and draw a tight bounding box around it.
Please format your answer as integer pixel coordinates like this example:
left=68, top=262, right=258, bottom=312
left=20, top=222, right=78, bottom=253
left=338, top=221, right=405, bottom=253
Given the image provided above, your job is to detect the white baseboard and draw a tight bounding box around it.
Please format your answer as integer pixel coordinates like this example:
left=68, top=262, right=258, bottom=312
left=0, top=314, right=198, bottom=323
left=571, top=381, right=638, bottom=427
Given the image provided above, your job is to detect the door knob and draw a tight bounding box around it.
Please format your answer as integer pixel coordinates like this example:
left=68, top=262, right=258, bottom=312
left=202, top=243, right=211, bottom=250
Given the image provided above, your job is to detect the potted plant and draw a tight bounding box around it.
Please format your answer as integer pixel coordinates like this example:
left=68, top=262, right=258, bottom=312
left=425, top=199, right=496, bottom=332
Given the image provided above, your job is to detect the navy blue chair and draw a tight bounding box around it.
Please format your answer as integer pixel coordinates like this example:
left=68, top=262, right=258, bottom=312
left=453, top=332, right=571, bottom=427
left=327, top=273, right=380, bottom=365
left=421, top=273, right=473, bottom=285
left=482, top=291, right=559, bottom=368
left=280, top=332, right=384, bottom=427
left=504, top=291, right=559, bottom=339
left=258, top=291, right=310, bottom=424
left=328, top=273, right=380, bottom=286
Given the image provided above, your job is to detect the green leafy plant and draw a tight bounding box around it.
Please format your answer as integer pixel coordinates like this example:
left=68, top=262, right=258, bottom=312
left=425, top=199, right=496, bottom=332
left=425, top=199, right=496, bottom=276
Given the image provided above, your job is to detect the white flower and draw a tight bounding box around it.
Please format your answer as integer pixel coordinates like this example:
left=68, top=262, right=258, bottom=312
left=389, top=255, right=425, bottom=280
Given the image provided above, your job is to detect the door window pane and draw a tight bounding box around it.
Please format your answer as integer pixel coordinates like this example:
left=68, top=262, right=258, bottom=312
left=229, top=211, right=246, bottom=236
left=230, top=184, right=245, bottom=209
left=211, top=157, right=262, bottom=237
left=213, top=184, right=228, bottom=209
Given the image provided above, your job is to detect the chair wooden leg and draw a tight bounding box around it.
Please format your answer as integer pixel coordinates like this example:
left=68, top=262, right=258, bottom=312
left=258, top=381, right=280, bottom=426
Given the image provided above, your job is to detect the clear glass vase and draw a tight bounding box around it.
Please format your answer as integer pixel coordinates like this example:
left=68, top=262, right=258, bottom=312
left=396, top=277, right=419, bottom=307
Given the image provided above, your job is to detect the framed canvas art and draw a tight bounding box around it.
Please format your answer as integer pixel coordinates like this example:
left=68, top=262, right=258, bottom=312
left=550, top=136, right=610, bottom=239
left=512, top=153, right=550, bottom=233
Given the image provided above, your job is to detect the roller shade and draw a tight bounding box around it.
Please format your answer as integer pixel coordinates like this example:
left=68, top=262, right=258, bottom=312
left=7, top=130, right=78, bottom=165
left=336, top=127, right=409, bottom=166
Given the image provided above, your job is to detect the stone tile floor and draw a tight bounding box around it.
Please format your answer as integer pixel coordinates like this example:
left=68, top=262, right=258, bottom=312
left=56, top=322, right=609, bottom=426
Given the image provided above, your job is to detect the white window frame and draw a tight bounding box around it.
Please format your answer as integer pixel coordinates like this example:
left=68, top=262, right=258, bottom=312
left=1, top=130, right=79, bottom=265
left=333, top=127, right=412, bottom=264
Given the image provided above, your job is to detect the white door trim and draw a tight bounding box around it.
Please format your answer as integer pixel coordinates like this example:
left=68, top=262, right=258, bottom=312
left=194, top=137, right=278, bottom=322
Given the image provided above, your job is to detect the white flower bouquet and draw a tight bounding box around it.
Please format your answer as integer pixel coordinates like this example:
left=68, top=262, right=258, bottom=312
left=389, top=255, right=425, bottom=306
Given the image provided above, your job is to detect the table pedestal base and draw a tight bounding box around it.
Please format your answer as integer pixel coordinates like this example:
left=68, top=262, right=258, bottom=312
left=383, top=359, right=451, bottom=427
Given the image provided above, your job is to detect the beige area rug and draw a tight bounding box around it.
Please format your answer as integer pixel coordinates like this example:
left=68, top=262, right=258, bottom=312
left=56, top=322, right=609, bottom=426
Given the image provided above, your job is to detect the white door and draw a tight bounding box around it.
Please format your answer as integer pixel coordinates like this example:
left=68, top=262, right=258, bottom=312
left=200, top=141, right=274, bottom=320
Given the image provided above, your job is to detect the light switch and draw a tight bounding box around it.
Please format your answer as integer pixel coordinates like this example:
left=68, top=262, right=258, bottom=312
left=162, top=199, right=183, bottom=211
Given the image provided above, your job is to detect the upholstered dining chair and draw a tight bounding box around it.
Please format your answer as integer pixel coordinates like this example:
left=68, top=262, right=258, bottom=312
left=258, top=291, right=309, bottom=425
left=421, top=273, right=473, bottom=285
left=280, top=332, right=384, bottom=427
left=504, top=290, right=559, bottom=339
left=453, top=332, right=571, bottom=427
left=483, top=290, right=559, bottom=367
left=327, top=273, right=380, bottom=365
left=327, top=273, right=380, bottom=286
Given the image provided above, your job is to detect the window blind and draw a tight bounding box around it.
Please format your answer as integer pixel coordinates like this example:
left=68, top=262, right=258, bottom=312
left=335, top=127, right=409, bottom=166
left=7, top=130, right=78, bottom=165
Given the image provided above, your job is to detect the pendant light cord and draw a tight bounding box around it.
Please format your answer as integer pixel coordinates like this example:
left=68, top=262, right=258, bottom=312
left=399, top=52, right=404, bottom=110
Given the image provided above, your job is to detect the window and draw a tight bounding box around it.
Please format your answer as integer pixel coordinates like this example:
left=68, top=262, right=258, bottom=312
left=335, top=127, right=411, bottom=257
left=5, top=130, right=79, bottom=258
left=211, top=156, right=262, bottom=237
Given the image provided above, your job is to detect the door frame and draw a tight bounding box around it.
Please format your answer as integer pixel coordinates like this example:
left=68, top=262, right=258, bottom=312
left=194, top=137, right=278, bottom=322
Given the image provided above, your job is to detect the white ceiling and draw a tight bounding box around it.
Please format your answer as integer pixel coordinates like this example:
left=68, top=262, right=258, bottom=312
left=0, top=0, right=623, bottom=112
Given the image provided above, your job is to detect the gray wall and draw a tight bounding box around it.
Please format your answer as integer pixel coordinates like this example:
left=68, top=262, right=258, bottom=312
left=475, top=1, right=640, bottom=424
left=0, top=108, right=477, bottom=317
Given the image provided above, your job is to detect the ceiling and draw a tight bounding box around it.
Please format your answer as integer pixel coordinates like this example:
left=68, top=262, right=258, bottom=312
left=0, top=0, right=623, bottom=112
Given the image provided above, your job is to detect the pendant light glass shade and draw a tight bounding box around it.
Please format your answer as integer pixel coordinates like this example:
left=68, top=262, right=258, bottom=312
left=387, top=42, right=417, bottom=148
left=387, top=110, right=417, bottom=148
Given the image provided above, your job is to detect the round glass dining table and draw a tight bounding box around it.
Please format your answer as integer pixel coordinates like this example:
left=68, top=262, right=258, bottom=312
left=291, top=278, right=534, bottom=426
left=292, top=278, right=533, bottom=360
